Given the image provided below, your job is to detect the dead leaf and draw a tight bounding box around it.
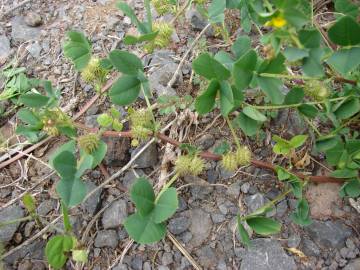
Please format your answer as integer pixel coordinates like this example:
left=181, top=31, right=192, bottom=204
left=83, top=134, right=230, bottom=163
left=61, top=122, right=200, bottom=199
left=286, top=247, right=307, bottom=259
left=294, top=152, right=311, bottom=169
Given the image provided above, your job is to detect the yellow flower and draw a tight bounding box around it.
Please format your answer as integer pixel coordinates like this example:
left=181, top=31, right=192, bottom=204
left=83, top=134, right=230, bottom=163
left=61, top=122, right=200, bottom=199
left=265, top=16, right=287, bottom=28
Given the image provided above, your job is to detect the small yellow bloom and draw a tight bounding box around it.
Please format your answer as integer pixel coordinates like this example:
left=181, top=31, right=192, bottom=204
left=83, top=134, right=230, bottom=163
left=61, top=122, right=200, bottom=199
left=265, top=16, right=287, bottom=28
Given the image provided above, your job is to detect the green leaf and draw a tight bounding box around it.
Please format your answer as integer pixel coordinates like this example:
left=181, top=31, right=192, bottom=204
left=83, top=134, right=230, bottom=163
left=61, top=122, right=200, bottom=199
left=258, top=53, right=286, bottom=74
left=256, top=77, right=284, bottom=104
left=328, top=16, right=360, bottom=46
left=302, top=48, right=324, bottom=77
left=57, top=125, right=77, bottom=138
left=19, top=93, right=49, bottom=108
left=298, top=104, right=318, bottom=118
left=62, top=203, right=72, bottom=232
left=334, top=0, right=359, bottom=18
left=22, top=193, right=36, bottom=213
left=15, top=125, right=41, bottom=142
left=273, top=135, right=291, bottom=155
left=17, top=108, right=41, bottom=127
left=153, top=188, right=178, bottom=223
left=327, top=47, right=360, bottom=76
left=233, top=50, right=257, bottom=90
left=316, top=136, right=339, bottom=152
left=243, top=106, right=267, bottom=122
left=325, top=142, right=344, bottom=166
left=233, top=112, right=261, bottom=136
left=213, top=141, right=230, bottom=155
left=195, top=80, right=219, bottom=114
left=130, top=178, right=155, bottom=216
left=192, top=53, right=231, bottom=81
left=123, top=31, right=159, bottom=45
left=331, top=169, right=358, bottom=178
left=284, top=87, right=304, bottom=104
left=333, top=98, right=360, bottom=120
left=299, top=29, right=321, bottom=48
left=49, top=140, right=76, bottom=168
left=53, top=151, right=77, bottom=179
left=63, top=31, right=91, bottom=71
left=283, top=47, right=309, bottom=62
left=75, top=154, right=93, bottom=178
left=237, top=217, right=250, bottom=247
left=97, top=114, right=113, bottom=127
left=214, top=51, right=234, bottom=71
left=219, top=81, right=234, bottom=116
left=72, top=249, right=88, bottom=263
left=276, top=166, right=291, bottom=181
left=340, top=179, right=360, bottom=198
left=116, top=2, right=149, bottom=34
left=289, top=135, right=308, bottom=148
left=109, top=75, right=141, bottom=106
left=109, top=50, right=143, bottom=75
left=88, top=140, right=107, bottom=169
left=290, top=198, right=312, bottom=226
left=45, top=235, right=74, bottom=269
left=124, top=212, right=166, bottom=244
left=57, top=176, right=87, bottom=207
left=208, top=0, right=226, bottom=23
left=246, top=217, right=281, bottom=235
left=232, top=36, right=251, bottom=58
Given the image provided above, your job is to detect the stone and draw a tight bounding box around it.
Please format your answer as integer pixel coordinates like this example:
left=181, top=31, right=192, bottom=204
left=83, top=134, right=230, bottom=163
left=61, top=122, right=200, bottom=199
left=131, top=142, right=158, bottom=168
left=227, top=182, right=241, bottom=199
left=94, top=230, right=119, bottom=248
left=131, top=256, right=143, bottom=270
left=244, top=193, right=266, bottom=213
left=188, top=209, right=212, bottom=247
left=301, top=238, right=320, bottom=256
left=26, top=42, right=42, bottom=58
left=168, top=216, right=190, bottom=235
left=344, top=258, right=360, bottom=270
left=113, top=263, right=128, bottom=270
left=274, top=109, right=306, bottom=136
left=102, top=199, right=127, bottom=229
left=196, top=246, right=218, bottom=268
left=82, top=181, right=102, bottom=215
left=287, top=234, right=301, bottom=248
left=4, top=239, right=45, bottom=264
left=240, top=239, right=296, bottom=270
left=103, top=136, right=131, bottom=166
left=305, top=220, right=352, bottom=249
left=120, top=169, right=145, bottom=190
left=241, top=182, right=251, bottom=194
left=0, top=205, right=24, bottom=243
left=24, top=12, right=43, bottom=27
left=161, top=252, right=173, bottom=266
left=11, top=16, right=41, bottom=42
left=37, top=199, right=57, bottom=216
left=305, top=183, right=342, bottom=219
left=185, top=8, right=213, bottom=36
left=0, top=35, right=11, bottom=64
left=276, top=200, right=288, bottom=217
left=195, top=134, right=215, bottom=150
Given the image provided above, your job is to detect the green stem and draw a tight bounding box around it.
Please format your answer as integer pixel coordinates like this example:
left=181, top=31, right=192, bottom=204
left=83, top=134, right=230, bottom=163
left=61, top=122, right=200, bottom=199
left=258, top=72, right=317, bottom=80
left=170, top=0, right=192, bottom=24
left=155, top=173, right=179, bottom=202
left=245, top=96, right=349, bottom=110
left=141, top=85, right=157, bottom=128
left=226, top=117, right=241, bottom=149
left=304, top=117, right=321, bottom=136
left=0, top=216, right=33, bottom=227
left=144, top=0, right=153, bottom=31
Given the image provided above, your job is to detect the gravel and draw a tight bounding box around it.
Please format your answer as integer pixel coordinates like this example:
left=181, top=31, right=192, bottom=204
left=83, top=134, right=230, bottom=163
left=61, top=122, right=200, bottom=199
left=0, top=205, right=24, bottom=243
left=94, top=230, right=119, bottom=248
left=102, top=199, right=128, bottom=229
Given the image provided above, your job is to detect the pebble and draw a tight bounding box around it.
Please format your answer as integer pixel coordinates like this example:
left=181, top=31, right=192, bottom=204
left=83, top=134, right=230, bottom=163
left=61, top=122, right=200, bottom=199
left=24, top=12, right=43, bottom=27
left=0, top=35, right=11, bottom=63
left=188, top=209, right=212, bottom=247
left=161, top=252, right=173, bottom=266
left=82, top=181, right=102, bottom=215
left=102, top=199, right=127, bottom=229
left=94, top=230, right=119, bottom=248
left=168, top=216, right=190, bottom=235
left=131, top=142, right=158, bottom=168
left=0, top=205, right=24, bottom=243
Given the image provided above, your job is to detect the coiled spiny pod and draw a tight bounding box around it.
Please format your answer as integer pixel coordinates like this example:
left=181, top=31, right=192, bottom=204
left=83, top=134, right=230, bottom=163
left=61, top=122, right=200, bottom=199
left=78, top=133, right=100, bottom=154
left=235, top=146, right=251, bottom=166
left=304, top=80, right=329, bottom=101
left=175, top=155, right=205, bottom=176
left=131, top=126, right=153, bottom=142
left=144, top=21, right=174, bottom=52
left=81, top=58, right=108, bottom=86
left=151, top=0, right=175, bottom=15
left=41, top=110, right=71, bottom=137
left=221, top=152, right=238, bottom=172
left=129, top=109, right=153, bottom=128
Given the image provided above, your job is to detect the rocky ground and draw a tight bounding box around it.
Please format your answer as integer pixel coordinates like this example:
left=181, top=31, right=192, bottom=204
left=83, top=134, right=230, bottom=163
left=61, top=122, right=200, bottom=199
left=1, top=0, right=360, bottom=270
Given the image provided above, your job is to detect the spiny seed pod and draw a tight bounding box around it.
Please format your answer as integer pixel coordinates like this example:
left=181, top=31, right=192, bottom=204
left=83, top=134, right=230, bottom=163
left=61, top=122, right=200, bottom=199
left=129, top=109, right=153, bottom=128
left=151, top=0, right=175, bottom=15
left=221, top=152, right=238, bottom=172
left=43, top=126, right=59, bottom=136
left=81, top=58, right=108, bottom=84
left=304, top=80, right=329, bottom=101
left=78, top=133, right=100, bottom=154
left=131, top=126, right=152, bottom=141
left=235, top=146, right=251, bottom=166
left=175, top=155, right=204, bottom=176
left=145, top=21, right=174, bottom=52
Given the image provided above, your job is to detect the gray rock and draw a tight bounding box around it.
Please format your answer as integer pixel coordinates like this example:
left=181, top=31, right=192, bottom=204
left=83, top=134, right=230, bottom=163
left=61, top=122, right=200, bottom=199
left=113, top=263, right=128, bottom=270
left=131, top=256, right=143, bottom=270
left=26, top=42, right=42, bottom=58
left=120, top=169, right=145, bottom=190
left=102, top=199, right=127, bottom=229
left=11, top=16, right=41, bottom=42
left=344, top=258, right=360, bottom=270
left=0, top=35, right=11, bottom=63
left=82, top=181, right=102, bottom=215
left=24, top=12, right=42, bottom=27
left=0, top=205, right=24, bottom=243
left=158, top=266, right=170, bottom=270
left=274, top=109, right=306, bottom=136
left=104, top=136, right=131, bottom=166
left=301, top=238, right=320, bottom=256
left=241, top=182, right=251, bottom=194
left=131, top=142, right=158, bottom=168
left=94, top=230, right=119, bottom=248
left=185, top=8, right=213, bottom=36
left=305, top=220, right=352, bottom=249
left=161, top=252, right=173, bottom=266
left=196, top=246, right=218, bottom=268
left=287, top=234, right=301, bottom=248
left=4, top=239, right=45, bottom=264
left=211, top=213, right=226, bottom=223
left=244, top=193, right=266, bottom=213
left=240, top=239, right=296, bottom=270
left=276, top=200, right=288, bottom=217
left=188, top=209, right=212, bottom=247
left=195, top=134, right=215, bottom=150
left=37, top=199, right=57, bottom=216
left=168, top=216, right=190, bottom=235
left=227, top=182, right=241, bottom=199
